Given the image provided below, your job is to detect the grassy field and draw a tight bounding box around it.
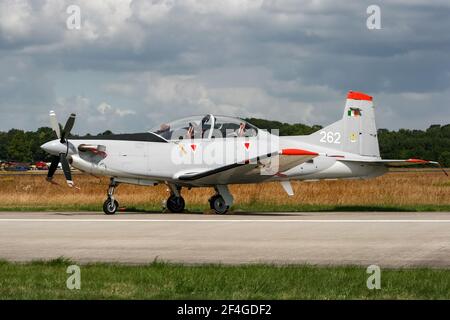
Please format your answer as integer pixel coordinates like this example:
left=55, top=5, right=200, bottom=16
left=0, top=259, right=449, bottom=299
left=0, top=170, right=449, bottom=212
left=1, top=172, right=449, bottom=300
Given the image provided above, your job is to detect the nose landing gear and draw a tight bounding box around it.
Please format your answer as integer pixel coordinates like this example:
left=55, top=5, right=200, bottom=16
left=103, top=178, right=119, bottom=215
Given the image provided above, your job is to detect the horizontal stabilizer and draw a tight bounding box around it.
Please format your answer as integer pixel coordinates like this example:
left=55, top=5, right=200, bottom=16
left=339, top=158, right=438, bottom=167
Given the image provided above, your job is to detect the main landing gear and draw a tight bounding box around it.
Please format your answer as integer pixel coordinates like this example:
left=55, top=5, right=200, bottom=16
left=165, top=184, right=185, bottom=213
left=208, top=194, right=228, bottom=214
left=208, top=185, right=234, bottom=215
left=164, top=184, right=233, bottom=214
left=103, top=178, right=119, bottom=215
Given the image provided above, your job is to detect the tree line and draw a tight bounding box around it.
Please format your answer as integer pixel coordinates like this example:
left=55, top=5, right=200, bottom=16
left=1, top=120, right=449, bottom=166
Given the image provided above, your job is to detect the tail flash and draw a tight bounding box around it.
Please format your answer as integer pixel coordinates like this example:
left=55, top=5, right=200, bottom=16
left=307, top=91, right=380, bottom=158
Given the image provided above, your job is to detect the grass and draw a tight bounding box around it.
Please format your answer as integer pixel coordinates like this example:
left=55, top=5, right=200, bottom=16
left=1, top=171, right=449, bottom=300
left=0, top=259, right=449, bottom=299
left=0, top=170, right=449, bottom=212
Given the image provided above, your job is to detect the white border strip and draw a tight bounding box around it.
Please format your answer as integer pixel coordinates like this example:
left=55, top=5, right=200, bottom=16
left=0, top=218, right=450, bottom=223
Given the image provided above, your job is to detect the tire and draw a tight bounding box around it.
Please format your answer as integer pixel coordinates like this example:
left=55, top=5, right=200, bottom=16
left=166, top=195, right=185, bottom=213
left=103, top=198, right=118, bottom=215
left=209, top=195, right=229, bottom=214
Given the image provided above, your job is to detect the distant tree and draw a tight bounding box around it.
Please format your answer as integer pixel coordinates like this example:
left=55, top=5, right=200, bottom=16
left=6, top=129, right=32, bottom=162
left=30, top=127, right=56, bottom=161
left=245, top=118, right=321, bottom=136
left=98, top=130, right=113, bottom=136
left=439, top=151, right=450, bottom=167
left=0, top=131, right=7, bottom=160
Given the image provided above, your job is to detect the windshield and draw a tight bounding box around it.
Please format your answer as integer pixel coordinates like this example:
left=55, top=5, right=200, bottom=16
left=213, top=115, right=258, bottom=138
left=151, top=115, right=258, bottom=140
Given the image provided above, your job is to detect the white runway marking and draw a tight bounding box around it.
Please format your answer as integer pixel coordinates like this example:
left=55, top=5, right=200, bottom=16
left=1, top=218, right=450, bottom=223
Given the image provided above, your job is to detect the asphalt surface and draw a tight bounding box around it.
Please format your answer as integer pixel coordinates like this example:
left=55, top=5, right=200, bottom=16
left=0, top=211, right=449, bottom=267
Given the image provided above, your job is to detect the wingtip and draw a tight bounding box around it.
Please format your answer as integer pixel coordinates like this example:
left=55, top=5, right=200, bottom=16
left=406, top=158, right=430, bottom=164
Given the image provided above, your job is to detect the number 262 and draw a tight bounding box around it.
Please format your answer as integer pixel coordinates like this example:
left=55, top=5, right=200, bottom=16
left=319, top=131, right=341, bottom=144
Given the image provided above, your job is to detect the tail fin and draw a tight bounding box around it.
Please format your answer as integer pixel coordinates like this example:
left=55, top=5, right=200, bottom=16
left=306, top=91, right=380, bottom=157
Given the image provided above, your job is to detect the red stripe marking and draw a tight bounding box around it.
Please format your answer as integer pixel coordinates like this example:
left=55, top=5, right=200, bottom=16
left=347, top=91, right=373, bottom=101
left=406, top=158, right=429, bottom=164
left=281, top=149, right=318, bottom=156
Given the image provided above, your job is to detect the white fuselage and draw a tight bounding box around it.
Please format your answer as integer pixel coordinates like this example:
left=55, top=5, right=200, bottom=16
left=57, top=131, right=387, bottom=187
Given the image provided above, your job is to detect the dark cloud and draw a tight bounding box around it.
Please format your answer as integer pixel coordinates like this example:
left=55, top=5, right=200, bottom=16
left=0, top=0, right=449, bottom=132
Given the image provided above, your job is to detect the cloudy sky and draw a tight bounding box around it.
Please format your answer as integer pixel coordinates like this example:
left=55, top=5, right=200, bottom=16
left=1, top=0, right=449, bottom=134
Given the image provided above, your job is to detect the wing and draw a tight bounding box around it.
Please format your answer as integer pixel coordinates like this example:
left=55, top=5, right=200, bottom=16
left=175, top=148, right=318, bottom=185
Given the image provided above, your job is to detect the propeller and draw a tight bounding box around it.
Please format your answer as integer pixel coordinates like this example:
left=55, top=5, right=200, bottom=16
left=46, top=111, right=76, bottom=187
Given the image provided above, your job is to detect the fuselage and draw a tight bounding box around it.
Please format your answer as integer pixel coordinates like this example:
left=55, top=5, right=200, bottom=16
left=42, top=131, right=387, bottom=187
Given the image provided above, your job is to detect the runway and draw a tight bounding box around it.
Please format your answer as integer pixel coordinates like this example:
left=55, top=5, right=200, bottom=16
left=1, top=211, right=450, bottom=267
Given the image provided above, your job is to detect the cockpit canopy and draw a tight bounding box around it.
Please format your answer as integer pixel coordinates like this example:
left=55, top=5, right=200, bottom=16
left=151, top=115, right=259, bottom=141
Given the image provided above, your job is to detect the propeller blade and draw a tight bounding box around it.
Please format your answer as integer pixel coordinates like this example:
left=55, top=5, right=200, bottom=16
left=60, top=154, right=74, bottom=187
left=46, top=155, right=60, bottom=181
left=61, top=113, right=76, bottom=143
left=49, top=111, right=61, bottom=139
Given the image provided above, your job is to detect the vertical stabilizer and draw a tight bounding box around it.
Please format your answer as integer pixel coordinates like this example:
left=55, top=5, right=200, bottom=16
left=305, top=91, right=380, bottom=158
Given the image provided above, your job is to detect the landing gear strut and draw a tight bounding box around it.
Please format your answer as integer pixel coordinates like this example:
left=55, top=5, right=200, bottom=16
left=165, top=184, right=185, bottom=213
left=209, top=185, right=233, bottom=214
left=103, top=178, right=119, bottom=215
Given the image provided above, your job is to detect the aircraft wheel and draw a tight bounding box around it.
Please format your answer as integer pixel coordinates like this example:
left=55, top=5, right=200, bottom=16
left=103, top=198, right=118, bottom=215
left=209, top=195, right=229, bottom=214
left=166, top=195, right=185, bottom=213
